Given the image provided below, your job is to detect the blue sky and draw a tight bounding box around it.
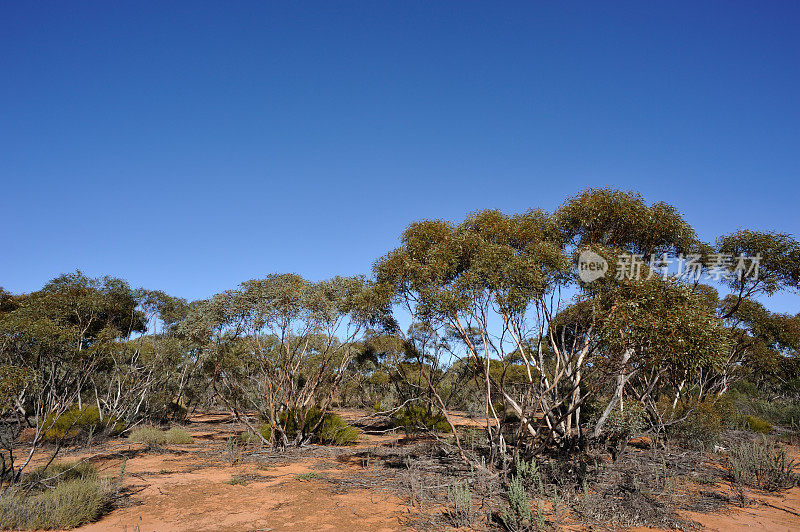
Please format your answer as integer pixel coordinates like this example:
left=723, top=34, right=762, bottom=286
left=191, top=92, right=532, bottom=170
left=1, top=2, right=798, bottom=312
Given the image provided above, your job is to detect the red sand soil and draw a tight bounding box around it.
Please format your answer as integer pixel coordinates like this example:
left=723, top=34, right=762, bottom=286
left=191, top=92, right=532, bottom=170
left=28, top=412, right=797, bottom=531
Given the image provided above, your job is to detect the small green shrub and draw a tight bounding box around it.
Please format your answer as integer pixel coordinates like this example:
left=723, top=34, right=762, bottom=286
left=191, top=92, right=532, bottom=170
left=42, top=405, right=124, bottom=442
left=744, top=415, right=773, bottom=434
left=0, top=462, right=114, bottom=529
left=239, top=423, right=272, bottom=444
left=225, top=474, right=248, bottom=486
left=23, top=461, right=97, bottom=488
left=296, top=471, right=320, bottom=481
left=727, top=382, right=800, bottom=427
left=276, top=408, right=358, bottom=445
left=727, top=437, right=797, bottom=491
left=128, top=426, right=167, bottom=446
left=277, top=408, right=316, bottom=440
left=317, top=413, right=360, bottom=445
left=668, top=399, right=730, bottom=448
left=515, top=457, right=544, bottom=494
left=164, top=426, right=194, bottom=444
left=392, top=405, right=452, bottom=435
left=500, top=475, right=533, bottom=531
left=606, top=402, right=647, bottom=439
left=446, top=480, right=473, bottom=527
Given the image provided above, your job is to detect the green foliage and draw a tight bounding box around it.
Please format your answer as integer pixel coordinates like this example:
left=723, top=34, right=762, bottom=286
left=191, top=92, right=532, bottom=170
left=754, top=401, right=800, bottom=427
left=515, top=457, right=544, bottom=494
left=500, top=475, right=533, bottom=531
left=727, top=382, right=800, bottom=427
left=743, top=415, right=773, bottom=434
left=556, top=188, right=698, bottom=256
left=43, top=404, right=124, bottom=442
left=239, top=423, right=272, bottom=444
left=600, top=279, right=729, bottom=377
left=717, top=230, right=800, bottom=296
left=727, top=437, right=797, bottom=491
left=0, top=366, right=33, bottom=413
left=164, top=426, right=194, bottom=444
left=0, top=462, right=114, bottom=529
left=24, top=461, right=97, bottom=488
left=127, top=426, right=167, bottom=446
left=392, top=405, right=451, bottom=435
left=445, top=480, right=473, bottom=527
left=317, top=413, right=360, bottom=445
left=225, top=474, right=248, bottom=486
left=296, top=472, right=320, bottom=481
left=276, top=408, right=358, bottom=445
left=605, top=402, right=646, bottom=440
left=668, top=398, right=732, bottom=448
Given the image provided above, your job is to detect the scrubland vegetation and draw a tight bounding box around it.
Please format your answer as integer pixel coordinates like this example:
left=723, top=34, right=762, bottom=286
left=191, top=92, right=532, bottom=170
left=1, top=188, right=799, bottom=530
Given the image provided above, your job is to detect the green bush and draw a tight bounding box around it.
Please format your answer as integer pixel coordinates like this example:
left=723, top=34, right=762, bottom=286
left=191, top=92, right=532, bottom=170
left=726, top=381, right=800, bottom=427
left=744, top=415, right=773, bottom=434
left=446, top=480, right=473, bottom=528
left=239, top=423, right=272, bottom=444
left=317, top=413, right=360, bottom=445
left=748, top=400, right=800, bottom=427
left=668, top=399, right=730, bottom=448
left=727, top=437, right=797, bottom=491
left=42, top=404, right=124, bottom=442
left=276, top=408, right=310, bottom=440
left=515, top=457, right=544, bottom=494
left=23, top=461, right=97, bottom=488
left=275, top=408, right=358, bottom=445
left=128, top=426, right=167, bottom=446
left=392, top=405, right=452, bottom=435
left=164, top=426, right=194, bottom=444
left=0, top=462, right=114, bottom=529
left=500, top=475, right=536, bottom=531
left=605, top=402, right=647, bottom=440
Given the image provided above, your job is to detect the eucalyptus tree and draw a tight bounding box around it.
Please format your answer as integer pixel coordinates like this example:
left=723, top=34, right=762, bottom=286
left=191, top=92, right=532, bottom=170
left=705, top=231, right=800, bottom=394
left=376, top=209, right=576, bottom=457
left=554, top=189, right=733, bottom=433
left=718, top=297, right=800, bottom=397
left=0, top=272, right=146, bottom=485
left=182, top=274, right=387, bottom=448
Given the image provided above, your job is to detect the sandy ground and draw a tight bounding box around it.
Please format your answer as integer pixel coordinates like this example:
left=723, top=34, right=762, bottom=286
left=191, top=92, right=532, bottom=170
left=27, top=411, right=797, bottom=531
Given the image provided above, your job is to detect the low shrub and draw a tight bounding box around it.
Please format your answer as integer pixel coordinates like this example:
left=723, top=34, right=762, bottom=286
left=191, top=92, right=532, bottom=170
left=500, top=474, right=538, bottom=531
left=23, top=460, right=97, bottom=488
left=239, top=423, right=272, bottom=444
left=727, top=381, right=800, bottom=427
left=164, top=426, right=194, bottom=444
left=275, top=408, right=358, bottom=445
left=727, top=437, right=797, bottom=491
left=0, top=462, right=115, bottom=529
left=128, top=426, right=167, bottom=446
left=606, top=402, right=647, bottom=440
left=744, top=415, right=773, bottom=434
left=317, top=413, right=360, bottom=445
left=445, top=480, right=473, bottom=528
left=515, top=457, right=544, bottom=494
left=667, top=398, right=732, bottom=448
left=42, top=404, right=124, bottom=442
left=392, top=405, right=452, bottom=435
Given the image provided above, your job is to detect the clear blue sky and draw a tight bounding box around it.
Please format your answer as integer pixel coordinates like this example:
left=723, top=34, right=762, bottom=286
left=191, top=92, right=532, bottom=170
left=1, top=2, right=798, bottom=312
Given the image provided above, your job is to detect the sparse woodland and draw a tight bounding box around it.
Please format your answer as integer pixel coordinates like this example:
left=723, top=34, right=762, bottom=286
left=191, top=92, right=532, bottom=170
left=1, top=188, right=799, bottom=530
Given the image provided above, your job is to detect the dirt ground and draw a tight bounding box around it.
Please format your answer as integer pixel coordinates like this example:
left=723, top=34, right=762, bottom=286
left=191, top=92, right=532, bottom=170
left=36, top=411, right=800, bottom=531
